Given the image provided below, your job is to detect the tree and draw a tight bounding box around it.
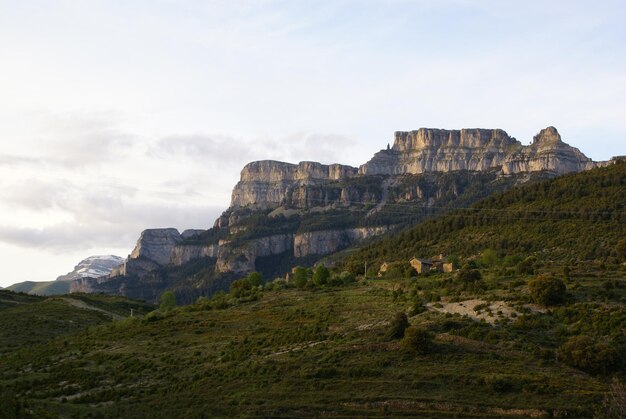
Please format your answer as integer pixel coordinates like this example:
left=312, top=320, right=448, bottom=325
left=387, top=312, right=409, bottom=340
left=247, top=271, right=263, bottom=287
left=160, top=291, right=176, bottom=312
left=528, top=275, right=566, bottom=306
left=479, top=249, right=498, bottom=268
left=457, top=268, right=482, bottom=283
left=293, top=266, right=309, bottom=289
left=313, top=265, right=330, bottom=286
left=557, top=335, right=619, bottom=375
left=401, top=326, right=435, bottom=354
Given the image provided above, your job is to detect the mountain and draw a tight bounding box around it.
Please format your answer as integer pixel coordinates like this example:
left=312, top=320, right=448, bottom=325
left=56, top=255, right=124, bottom=281
left=7, top=281, right=71, bottom=296
left=71, top=127, right=616, bottom=303
left=359, top=126, right=603, bottom=176
left=7, top=255, right=124, bottom=296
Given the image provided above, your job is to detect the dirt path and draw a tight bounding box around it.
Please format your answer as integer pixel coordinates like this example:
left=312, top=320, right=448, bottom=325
left=60, top=298, right=124, bottom=321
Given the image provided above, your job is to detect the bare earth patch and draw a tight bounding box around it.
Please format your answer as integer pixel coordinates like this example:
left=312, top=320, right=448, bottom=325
left=426, top=299, right=521, bottom=324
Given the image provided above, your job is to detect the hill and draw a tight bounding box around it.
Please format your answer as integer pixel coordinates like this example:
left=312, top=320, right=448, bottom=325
left=7, top=281, right=70, bottom=296
left=0, top=290, right=154, bottom=356
left=1, top=273, right=624, bottom=417
left=341, top=161, right=626, bottom=273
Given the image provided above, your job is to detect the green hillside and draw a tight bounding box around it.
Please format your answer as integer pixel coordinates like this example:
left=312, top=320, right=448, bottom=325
left=342, top=162, right=626, bottom=273
left=1, top=278, right=623, bottom=418
left=0, top=291, right=154, bottom=356
left=7, top=280, right=70, bottom=296
left=1, top=164, right=625, bottom=418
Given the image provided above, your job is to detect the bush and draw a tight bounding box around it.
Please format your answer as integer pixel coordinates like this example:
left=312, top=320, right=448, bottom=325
left=457, top=268, right=482, bottom=283
left=293, top=266, right=310, bottom=289
left=313, top=265, right=330, bottom=286
left=159, top=291, right=176, bottom=312
left=528, top=275, right=566, bottom=306
left=387, top=312, right=409, bottom=340
left=400, top=326, right=434, bottom=354
left=247, top=271, right=263, bottom=287
left=516, top=257, right=536, bottom=275
left=617, top=238, right=626, bottom=262
left=557, top=335, right=620, bottom=375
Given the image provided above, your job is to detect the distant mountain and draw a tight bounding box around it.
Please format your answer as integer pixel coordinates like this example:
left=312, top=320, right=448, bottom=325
left=7, top=255, right=124, bottom=296
left=56, top=255, right=124, bottom=281
left=7, top=281, right=70, bottom=296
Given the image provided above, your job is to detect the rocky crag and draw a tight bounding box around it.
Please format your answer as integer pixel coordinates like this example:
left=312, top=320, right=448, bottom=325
left=359, top=126, right=602, bottom=176
left=73, top=126, right=614, bottom=302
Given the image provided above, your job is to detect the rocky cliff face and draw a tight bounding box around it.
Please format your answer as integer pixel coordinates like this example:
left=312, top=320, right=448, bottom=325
left=360, top=126, right=602, bottom=176
left=231, top=161, right=358, bottom=208
left=293, top=227, right=390, bottom=258
left=74, top=125, right=616, bottom=301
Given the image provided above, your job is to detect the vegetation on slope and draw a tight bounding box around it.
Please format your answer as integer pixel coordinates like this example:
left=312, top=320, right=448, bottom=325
left=1, top=254, right=625, bottom=418
left=342, top=162, right=626, bottom=272
left=6, top=281, right=70, bottom=296
left=0, top=291, right=154, bottom=356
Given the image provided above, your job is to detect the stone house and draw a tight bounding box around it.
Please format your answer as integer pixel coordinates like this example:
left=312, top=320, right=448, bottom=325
left=378, top=262, right=389, bottom=277
left=410, top=257, right=432, bottom=274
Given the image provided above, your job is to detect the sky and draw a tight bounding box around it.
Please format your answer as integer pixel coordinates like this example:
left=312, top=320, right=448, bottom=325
left=0, top=0, right=625, bottom=287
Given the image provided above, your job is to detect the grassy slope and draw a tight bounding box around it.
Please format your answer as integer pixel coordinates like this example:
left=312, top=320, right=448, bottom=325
left=6, top=281, right=70, bottom=296
left=1, top=279, right=622, bottom=418
left=0, top=291, right=154, bottom=356
left=341, top=162, right=626, bottom=271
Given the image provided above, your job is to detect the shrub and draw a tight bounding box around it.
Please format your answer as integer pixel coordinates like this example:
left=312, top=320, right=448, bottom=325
left=617, top=238, right=626, bottom=262
left=339, top=271, right=356, bottom=284
left=528, top=275, right=566, bottom=306
left=457, top=268, right=482, bottom=283
left=293, top=266, right=310, bottom=289
left=400, top=326, right=434, bottom=354
left=247, top=271, right=263, bottom=287
left=313, top=265, right=330, bottom=286
left=479, top=249, right=499, bottom=268
left=557, top=335, right=620, bottom=375
left=516, top=257, right=536, bottom=275
left=387, top=312, right=409, bottom=340
left=159, top=291, right=176, bottom=312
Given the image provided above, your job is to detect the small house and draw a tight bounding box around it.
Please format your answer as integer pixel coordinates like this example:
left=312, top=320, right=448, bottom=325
left=410, top=257, right=432, bottom=274
left=378, top=262, right=389, bottom=277
left=443, top=262, right=458, bottom=273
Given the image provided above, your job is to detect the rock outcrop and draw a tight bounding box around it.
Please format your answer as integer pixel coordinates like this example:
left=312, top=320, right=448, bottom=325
left=293, top=227, right=390, bottom=258
left=129, top=228, right=183, bottom=265
left=360, top=126, right=602, bottom=176
left=231, top=161, right=358, bottom=208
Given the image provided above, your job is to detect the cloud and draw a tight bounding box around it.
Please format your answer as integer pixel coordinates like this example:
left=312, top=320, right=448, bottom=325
left=149, top=134, right=254, bottom=166
left=0, top=201, right=224, bottom=252
left=150, top=132, right=359, bottom=168
left=0, top=154, right=42, bottom=167
left=274, top=133, right=358, bottom=165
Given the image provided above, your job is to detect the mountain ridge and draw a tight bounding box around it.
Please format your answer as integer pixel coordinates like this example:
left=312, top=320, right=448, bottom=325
left=70, top=126, right=620, bottom=302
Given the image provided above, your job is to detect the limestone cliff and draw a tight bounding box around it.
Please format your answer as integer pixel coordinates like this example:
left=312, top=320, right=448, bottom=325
left=293, top=227, right=390, bottom=258
left=360, top=126, right=602, bottom=177
left=230, top=161, right=358, bottom=208
left=73, top=125, right=617, bottom=302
